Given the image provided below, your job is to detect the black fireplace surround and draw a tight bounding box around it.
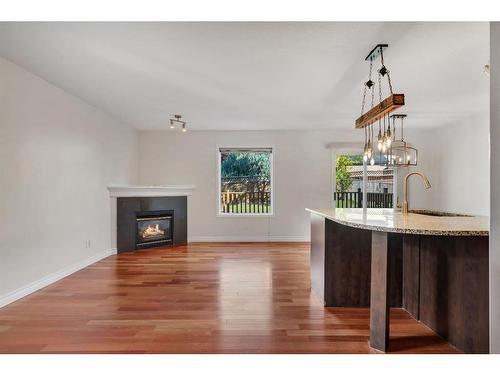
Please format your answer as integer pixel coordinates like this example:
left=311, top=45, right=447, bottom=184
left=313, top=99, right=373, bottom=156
left=117, top=196, right=187, bottom=253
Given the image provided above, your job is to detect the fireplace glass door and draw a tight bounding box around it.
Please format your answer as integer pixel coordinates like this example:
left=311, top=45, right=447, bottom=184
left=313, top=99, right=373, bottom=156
left=136, top=213, right=173, bottom=247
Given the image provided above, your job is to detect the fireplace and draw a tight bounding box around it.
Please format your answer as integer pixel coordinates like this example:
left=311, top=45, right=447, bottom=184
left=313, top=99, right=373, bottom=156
left=136, top=210, right=173, bottom=248
left=114, top=196, right=187, bottom=253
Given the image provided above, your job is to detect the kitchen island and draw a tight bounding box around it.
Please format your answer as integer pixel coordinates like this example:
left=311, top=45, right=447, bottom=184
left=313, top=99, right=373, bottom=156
left=307, top=208, right=489, bottom=353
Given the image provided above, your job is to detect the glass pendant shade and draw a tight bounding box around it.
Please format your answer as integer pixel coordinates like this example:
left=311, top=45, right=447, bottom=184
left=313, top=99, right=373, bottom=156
left=390, top=139, right=418, bottom=166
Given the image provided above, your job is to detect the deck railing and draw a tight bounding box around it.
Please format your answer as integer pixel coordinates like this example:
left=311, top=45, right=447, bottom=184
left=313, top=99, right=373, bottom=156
left=220, top=190, right=391, bottom=213
left=334, top=190, right=393, bottom=208
left=220, top=191, right=271, bottom=213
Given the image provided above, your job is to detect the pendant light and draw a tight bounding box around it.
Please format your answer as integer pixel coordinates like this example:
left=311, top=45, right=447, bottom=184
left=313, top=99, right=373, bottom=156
left=389, top=114, right=418, bottom=166
left=357, top=44, right=407, bottom=166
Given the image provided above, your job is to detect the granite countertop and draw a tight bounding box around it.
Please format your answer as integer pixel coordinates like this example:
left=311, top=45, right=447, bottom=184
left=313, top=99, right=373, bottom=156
left=306, top=208, right=489, bottom=236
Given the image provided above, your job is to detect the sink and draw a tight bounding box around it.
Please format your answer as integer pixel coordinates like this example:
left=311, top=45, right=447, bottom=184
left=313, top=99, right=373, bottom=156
left=408, top=209, right=473, bottom=217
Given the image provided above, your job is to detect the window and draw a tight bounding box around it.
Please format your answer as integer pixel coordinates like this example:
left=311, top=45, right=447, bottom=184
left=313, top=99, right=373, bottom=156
left=333, top=153, right=394, bottom=209
left=218, top=148, right=273, bottom=215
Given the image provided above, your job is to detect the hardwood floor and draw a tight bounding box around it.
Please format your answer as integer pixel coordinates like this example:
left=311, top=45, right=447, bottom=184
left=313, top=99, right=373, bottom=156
left=0, top=243, right=459, bottom=353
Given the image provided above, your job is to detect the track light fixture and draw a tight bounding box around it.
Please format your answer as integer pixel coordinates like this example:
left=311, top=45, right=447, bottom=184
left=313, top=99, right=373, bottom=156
left=169, top=114, right=187, bottom=132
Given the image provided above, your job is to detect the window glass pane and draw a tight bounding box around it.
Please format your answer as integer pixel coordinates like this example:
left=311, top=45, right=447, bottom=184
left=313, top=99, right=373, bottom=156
left=334, top=154, right=394, bottom=208
left=219, top=149, right=272, bottom=214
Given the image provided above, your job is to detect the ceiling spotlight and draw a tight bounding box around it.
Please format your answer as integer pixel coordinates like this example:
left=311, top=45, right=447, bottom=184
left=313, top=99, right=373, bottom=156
left=169, top=114, right=187, bottom=132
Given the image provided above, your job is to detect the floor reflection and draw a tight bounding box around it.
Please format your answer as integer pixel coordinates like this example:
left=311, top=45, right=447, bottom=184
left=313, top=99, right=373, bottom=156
left=218, top=258, right=273, bottom=334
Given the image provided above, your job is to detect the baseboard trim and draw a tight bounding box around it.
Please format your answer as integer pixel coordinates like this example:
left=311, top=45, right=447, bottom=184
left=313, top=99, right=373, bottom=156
left=188, top=236, right=309, bottom=242
left=0, top=248, right=117, bottom=308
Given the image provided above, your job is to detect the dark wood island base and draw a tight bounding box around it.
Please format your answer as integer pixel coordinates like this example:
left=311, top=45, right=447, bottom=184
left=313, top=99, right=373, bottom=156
left=309, top=210, right=489, bottom=354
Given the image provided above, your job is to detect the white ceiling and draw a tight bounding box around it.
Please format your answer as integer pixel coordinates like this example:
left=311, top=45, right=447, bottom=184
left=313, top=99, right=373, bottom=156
left=0, top=22, right=489, bottom=130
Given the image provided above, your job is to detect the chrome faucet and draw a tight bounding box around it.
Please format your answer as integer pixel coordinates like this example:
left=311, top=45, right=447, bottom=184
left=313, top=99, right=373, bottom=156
left=402, top=172, right=431, bottom=214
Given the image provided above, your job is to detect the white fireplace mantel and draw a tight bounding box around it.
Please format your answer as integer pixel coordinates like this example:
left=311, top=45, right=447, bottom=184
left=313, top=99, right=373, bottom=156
left=107, top=185, right=196, bottom=197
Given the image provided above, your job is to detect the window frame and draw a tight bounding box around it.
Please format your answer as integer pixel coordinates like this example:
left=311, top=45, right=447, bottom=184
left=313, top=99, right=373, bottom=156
left=216, top=146, right=274, bottom=218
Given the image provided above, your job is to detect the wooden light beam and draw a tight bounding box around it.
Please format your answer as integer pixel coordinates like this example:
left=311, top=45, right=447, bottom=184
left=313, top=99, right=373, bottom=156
left=355, top=94, right=405, bottom=129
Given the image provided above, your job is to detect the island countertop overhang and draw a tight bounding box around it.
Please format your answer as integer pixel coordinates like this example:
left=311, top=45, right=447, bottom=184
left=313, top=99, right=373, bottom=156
left=306, top=208, right=489, bottom=236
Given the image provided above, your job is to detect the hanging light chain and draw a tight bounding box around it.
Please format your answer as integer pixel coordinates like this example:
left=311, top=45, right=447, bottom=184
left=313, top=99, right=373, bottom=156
left=371, top=81, right=375, bottom=109
left=361, top=85, right=367, bottom=116
left=378, top=70, right=383, bottom=103
left=386, top=70, right=394, bottom=95
left=380, top=49, right=394, bottom=95
left=361, top=59, right=374, bottom=115
left=401, top=116, right=405, bottom=140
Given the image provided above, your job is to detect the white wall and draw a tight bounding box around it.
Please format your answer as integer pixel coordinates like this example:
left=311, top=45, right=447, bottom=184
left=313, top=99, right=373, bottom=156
left=0, top=57, right=138, bottom=305
left=138, top=130, right=357, bottom=241
left=404, top=114, right=490, bottom=216
left=490, top=21, right=500, bottom=354
left=138, top=120, right=491, bottom=242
